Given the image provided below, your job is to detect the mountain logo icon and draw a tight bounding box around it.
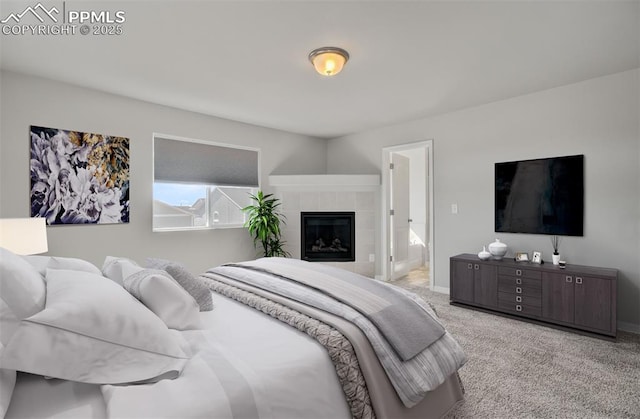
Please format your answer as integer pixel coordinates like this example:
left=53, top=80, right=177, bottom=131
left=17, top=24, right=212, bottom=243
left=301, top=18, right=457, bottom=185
left=1, top=2, right=60, bottom=24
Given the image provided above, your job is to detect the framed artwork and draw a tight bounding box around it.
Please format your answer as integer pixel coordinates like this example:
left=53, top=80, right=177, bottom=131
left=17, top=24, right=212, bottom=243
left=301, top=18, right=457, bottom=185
left=532, top=251, right=543, bottom=264
left=515, top=252, right=529, bottom=262
left=30, top=125, right=130, bottom=225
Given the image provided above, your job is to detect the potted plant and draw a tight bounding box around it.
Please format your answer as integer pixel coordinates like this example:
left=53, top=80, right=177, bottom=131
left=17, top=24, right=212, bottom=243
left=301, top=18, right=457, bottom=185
left=550, top=235, right=561, bottom=265
left=242, top=191, right=290, bottom=257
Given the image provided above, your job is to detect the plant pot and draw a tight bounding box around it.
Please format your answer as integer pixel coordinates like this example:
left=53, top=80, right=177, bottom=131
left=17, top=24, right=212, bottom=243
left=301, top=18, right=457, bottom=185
left=552, top=253, right=561, bottom=265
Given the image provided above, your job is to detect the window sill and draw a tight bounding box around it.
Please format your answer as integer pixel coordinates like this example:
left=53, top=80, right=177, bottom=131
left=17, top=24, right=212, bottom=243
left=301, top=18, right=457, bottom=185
left=153, top=224, right=245, bottom=233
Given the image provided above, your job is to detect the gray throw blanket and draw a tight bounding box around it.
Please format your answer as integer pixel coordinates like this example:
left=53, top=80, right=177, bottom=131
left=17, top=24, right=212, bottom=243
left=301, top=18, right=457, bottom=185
left=207, top=259, right=467, bottom=407
left=217, top=257, right=445, bottom=361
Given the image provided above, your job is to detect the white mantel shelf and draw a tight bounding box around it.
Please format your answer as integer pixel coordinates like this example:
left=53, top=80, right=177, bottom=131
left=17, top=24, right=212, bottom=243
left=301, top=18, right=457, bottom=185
left=269, top=174, right=380, bottom=188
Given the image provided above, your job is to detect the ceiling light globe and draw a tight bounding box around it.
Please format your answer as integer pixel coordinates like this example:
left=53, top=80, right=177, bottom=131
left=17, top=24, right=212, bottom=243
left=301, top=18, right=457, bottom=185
left=309, top=47, right=349, bottom=77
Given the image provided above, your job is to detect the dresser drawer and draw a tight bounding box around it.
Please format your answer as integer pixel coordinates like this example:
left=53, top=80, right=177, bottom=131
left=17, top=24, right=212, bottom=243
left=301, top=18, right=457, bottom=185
left=498, top=275, right=541, bottom=290
left=498, top=291, right=541, bottom=308
left=498, top=283, right=542, bottom=298
left=498, top=266, right=542, bottom=280
left=498, top=300, right=542, bottom=317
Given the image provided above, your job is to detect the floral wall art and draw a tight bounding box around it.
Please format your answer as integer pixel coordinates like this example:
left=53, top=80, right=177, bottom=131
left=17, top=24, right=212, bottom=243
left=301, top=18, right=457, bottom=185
left=30, top=125, right=130, bottom=225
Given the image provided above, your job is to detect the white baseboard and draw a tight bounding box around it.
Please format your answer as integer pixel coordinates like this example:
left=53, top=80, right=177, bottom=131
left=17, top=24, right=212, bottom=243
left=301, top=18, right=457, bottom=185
left=432, top=286, right=450, bottom=295
left=408, top=257, right=423, bottom=271
left=618, top=321, right=640, bottom=335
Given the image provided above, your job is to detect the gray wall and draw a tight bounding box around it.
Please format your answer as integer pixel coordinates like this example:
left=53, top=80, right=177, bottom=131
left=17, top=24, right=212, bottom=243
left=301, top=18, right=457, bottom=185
left=0, top=71, right=327, bottom=273
left=326, top=70, right=640, bottom=331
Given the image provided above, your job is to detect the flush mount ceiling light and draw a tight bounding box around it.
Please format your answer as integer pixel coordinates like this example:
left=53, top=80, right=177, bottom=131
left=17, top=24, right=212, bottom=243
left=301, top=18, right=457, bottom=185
left=308, top=47, right=350, bottom=76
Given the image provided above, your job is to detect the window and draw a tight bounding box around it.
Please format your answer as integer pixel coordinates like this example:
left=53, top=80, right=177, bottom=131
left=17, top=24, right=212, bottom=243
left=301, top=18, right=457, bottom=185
left=152, top=134, right=259, bottom=231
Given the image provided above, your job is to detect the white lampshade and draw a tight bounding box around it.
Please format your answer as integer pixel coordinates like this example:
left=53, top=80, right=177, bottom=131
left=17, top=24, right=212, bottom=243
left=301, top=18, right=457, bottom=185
left=308, top=47, right=350, bottom=77
left=0, top=218, right=48, bottom=255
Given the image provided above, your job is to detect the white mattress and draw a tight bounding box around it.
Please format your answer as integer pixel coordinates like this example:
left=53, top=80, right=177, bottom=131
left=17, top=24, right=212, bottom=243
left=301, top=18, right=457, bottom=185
left=6, top=293, right=350, bottom=418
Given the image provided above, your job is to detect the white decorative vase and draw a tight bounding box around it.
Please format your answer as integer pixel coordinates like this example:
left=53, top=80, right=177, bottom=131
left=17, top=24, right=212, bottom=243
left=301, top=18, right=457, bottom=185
left=552, top=253, right=561, bottom=265
left=488, top=239, right=508, bottom=260
left=478, top=246, right=491, bottom=261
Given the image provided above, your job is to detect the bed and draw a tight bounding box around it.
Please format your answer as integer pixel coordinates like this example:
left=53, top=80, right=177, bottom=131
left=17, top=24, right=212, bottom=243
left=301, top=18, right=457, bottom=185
left=0, top=248, right=466, bottom=419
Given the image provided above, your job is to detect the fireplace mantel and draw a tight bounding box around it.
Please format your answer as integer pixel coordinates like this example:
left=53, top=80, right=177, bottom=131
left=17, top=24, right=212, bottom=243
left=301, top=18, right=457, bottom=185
left=269, top=174, right=380, bottom=190
left=269, top=174, right=379, bottom=277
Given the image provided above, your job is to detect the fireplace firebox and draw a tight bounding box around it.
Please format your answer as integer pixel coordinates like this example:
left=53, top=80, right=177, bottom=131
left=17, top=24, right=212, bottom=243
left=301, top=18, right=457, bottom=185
left=301, top=212, right=355, bottom=262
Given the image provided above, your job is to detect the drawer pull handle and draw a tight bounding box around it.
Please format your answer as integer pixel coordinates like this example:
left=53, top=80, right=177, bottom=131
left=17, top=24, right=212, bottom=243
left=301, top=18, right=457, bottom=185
left=566, top=276, right=573, bottom=283
left=516, top=278, right=522, bottom=285
left=468, top=263, right=473, bottom=269
left=576, top=277, right=583, bottom=284
left=516, top=305, right=522, bottom=312
left=516, top=287, right=522, bottom=294
left=516, top=269, right=522, bottom=276
left=474, top=264, right=480, bottom=270
left=516, top=296, right=522, bottom=303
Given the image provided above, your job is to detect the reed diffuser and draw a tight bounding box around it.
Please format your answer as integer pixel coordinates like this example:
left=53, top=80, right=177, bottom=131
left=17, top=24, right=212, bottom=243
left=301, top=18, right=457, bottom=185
left=550, top=235, right=561, bottom=265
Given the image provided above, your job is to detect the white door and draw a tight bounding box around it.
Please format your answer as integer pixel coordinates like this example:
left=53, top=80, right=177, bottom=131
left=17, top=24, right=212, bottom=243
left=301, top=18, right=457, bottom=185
left=390, top=153, right=411, bottom=279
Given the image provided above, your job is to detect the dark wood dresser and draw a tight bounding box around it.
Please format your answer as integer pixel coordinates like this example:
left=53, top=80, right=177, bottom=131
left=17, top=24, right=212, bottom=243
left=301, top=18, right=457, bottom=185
left=450, top=253, right=617, bottom=339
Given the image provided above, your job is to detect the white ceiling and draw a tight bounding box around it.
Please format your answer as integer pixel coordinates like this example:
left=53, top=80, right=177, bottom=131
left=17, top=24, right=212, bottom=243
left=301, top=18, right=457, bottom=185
left=1, top=1, right=638, bottom=138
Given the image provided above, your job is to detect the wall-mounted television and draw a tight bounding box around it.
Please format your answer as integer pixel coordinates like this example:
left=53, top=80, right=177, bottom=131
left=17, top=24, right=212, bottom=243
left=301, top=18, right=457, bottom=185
left=495, top=154, right=584, bottom=236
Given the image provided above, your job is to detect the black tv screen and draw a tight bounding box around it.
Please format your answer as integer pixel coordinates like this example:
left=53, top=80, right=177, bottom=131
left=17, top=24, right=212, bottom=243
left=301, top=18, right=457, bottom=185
left=495, top=155, right=584, bottom=236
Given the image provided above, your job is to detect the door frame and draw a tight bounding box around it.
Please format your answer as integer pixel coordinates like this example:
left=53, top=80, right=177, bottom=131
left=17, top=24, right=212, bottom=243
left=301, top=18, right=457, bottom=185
left=381, top=140, right=434, bottom=289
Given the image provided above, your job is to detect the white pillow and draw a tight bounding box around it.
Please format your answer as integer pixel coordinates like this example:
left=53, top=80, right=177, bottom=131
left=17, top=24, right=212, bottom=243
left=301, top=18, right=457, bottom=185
left=0, top=269, right=189, bottom=385
left=0, top=248, right=46, bottom=348
left=0, top=247, right=44, bottom=419
left=102, top=256, right=141, bottom=286
left=23, top=255, right=101, bottom=276
left=103, top=257, right=202, bottom=330
left=147, top=258, right=214, bottom=312
left=123, top=269, right=202, bottom=331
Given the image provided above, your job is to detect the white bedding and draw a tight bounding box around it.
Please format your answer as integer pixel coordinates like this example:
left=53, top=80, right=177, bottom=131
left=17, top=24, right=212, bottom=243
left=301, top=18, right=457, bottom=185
left=6, top=293, right=351, bottom=419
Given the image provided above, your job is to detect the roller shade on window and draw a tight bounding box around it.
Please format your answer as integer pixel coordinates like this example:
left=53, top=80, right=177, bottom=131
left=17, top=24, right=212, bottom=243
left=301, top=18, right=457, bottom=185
left=154, top=137, right=259, bottom=187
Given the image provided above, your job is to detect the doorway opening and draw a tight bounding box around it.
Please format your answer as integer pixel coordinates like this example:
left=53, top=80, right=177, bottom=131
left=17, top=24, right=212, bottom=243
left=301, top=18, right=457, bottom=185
left=381, top=141, right=434, bottom=290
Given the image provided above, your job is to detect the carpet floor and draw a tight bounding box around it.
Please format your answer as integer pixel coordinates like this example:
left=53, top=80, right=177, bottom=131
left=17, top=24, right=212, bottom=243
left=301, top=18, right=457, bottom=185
left=391, top=279, right=640, bottom=418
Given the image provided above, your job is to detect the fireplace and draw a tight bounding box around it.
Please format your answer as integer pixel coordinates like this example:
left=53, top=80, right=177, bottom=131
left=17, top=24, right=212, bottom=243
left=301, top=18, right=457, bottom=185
left=301, top=212, right=355, bottom=262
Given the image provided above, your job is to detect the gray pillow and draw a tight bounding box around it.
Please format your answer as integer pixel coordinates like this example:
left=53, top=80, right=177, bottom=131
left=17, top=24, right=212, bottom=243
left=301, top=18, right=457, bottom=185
left=146, top=258, right=213, bottom=311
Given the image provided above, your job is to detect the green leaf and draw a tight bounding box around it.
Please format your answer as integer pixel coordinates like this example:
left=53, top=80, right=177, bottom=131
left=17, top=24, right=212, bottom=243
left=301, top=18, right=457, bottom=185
left=241, top=190, right=289, bottom=258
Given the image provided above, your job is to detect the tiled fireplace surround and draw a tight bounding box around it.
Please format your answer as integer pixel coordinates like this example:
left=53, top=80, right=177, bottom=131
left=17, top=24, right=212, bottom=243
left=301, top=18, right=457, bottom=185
left=269, top=175, right=380, bottom=278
